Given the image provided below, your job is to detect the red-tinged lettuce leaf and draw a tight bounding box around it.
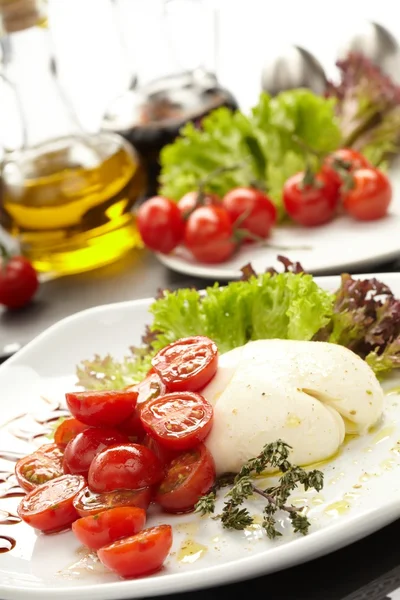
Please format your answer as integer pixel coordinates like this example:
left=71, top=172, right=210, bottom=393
left=366, top=337, right=400, bottom=375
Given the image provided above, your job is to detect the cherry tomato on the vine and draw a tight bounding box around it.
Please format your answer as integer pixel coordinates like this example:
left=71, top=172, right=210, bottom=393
left=0, top=252, right=39, bottom=309
left=342, top=167, right=392, bottom=221
left=222, top=187, right=277, bottom=241
left=323, top=148, right=371, bottom=188
left=283, top=171, right=340, bottom=226
left=184, top=205, right=236, bottom=263
left=137, top=196, right=185, bottom=254
left=151, top=336, right=218, bottom=392
left=140, top=392, right=213, bottom=451
left=178, top=191, right=220, bottom=219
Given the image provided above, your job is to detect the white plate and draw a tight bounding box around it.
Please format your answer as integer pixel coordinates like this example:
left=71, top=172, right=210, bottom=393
left=1, top=273, right=400, bottom=600
left=157, top=170, right=400, bottom=280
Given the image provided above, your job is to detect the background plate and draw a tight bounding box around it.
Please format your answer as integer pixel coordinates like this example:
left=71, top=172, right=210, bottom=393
left=1, top=274, right=400, bottom=600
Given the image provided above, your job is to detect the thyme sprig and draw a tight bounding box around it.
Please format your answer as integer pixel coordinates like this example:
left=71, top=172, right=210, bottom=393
left=195, top=440, right=324, bottom=540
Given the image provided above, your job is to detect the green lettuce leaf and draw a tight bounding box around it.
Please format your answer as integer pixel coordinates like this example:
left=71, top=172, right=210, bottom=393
left=159, top=90, right=342, bottom=219
left=76, top=272, right=334, bottom=390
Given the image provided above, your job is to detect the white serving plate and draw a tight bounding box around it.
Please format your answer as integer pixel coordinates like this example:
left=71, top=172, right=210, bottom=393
left=157, top=169, right=400, bottom=280
left=1, top=273, right=400, bottom=600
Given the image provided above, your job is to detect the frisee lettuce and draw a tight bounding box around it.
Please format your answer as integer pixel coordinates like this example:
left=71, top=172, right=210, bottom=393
left=76, top=272, right=333, bottom=390
left=158, top=90, right=342, bottom=219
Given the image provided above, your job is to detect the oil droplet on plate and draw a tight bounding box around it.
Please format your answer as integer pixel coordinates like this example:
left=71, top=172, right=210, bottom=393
left=311, top=495, right=325, bottom=506
left=177, top=538, right=207, bottom=564
left=175, top=522, right=200, bottom=536
left=329, top=472, right=345, bottom=485
left=372, top=425, right=396, bottom=445
left=343, top=491, right=360, bottom=501
left=324, top=500, right=350, bottom=517
left=381, top=458, right=397, bottom=471
left=285, top=414, right=302, bottom=428
left=386, top=386, right=400, bottom=396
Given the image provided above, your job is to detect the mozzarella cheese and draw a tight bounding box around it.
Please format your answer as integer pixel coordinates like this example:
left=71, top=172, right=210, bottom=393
left=203, top=339, right=384, bottom=474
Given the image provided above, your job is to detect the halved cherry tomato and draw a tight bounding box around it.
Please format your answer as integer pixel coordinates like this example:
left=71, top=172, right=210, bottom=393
left=183, top=205, right=236, bottom=263
left=72, top=506, right=146, bottom=550
left=178, top=191, right=220, bottom=219
left=342, top=167, right=392, bottom=221
left=283, top=171, right=340, bottom=227
left=17, top=474, right=85, bottom=533
left=88, top=444, right=163, bottom=493
left=54, top=418, right=89, bottom=449
left=15, top=443, right=64, bottom=492
left=63, top=428, right=129, bottom=476
left=151, top=336, right=218, bottom=392
left=155, top=443, right=215, bottom=513
left=142, top=435, right=180, bottom=468
left=140, top=392, right=213, bottom=451
left=97, top=525, right=173, bottom=579
left=222, top=187, right=277, bottom=241
left=65, top=390, right=137, bottom=427
left=73, top=486, right=152, bottom=518
left=118, top=374, right=167, bottom=440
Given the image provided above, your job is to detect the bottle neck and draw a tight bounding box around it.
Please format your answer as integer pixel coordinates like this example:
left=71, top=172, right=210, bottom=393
left=2, top=25, right=83, bottom=149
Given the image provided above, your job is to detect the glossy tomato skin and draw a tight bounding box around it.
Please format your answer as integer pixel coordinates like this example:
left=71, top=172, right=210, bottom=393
left=0, top=255, right=39, bottom=309
left=283, top=171, right=340, bottom=226
left=140, top=392, right=213, bottom=451
left=155, top=443, right=216, bottom=513
left=342, top=168, right=392, bottom=221
left=54, top=418, right=89, bottom=449
left=184, top=206, right=236, bottom=263
left=137, top=196, right=185, bottom=254
left=17, top=474, right=85, bottom=533
left=65, top=390, right=137, bottom=427
left=142, top=435, right=180, bottom=468
left=72, top=506, right=146, bottom=550
left=97, top=525, right=173, bottom=579
left=88, top=444, right=163, bottom=493
left=151, top=336, right=218, bottom=392
left=178, top=191, right=220, bottom=219
left=63, top=428, right=129, bottom=476
left=323, top=148, right=371, bottom=187
left=73, top=486, right=152, bottom=518
left=15, top=443, right=64, bottom=492
left=119, top=374, right=167, bottom=440
left=222, top=187, right=277, bottom=240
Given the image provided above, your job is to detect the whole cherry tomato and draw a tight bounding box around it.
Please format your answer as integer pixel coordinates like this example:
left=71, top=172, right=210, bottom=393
left=222, top=187, right=277, bottom=241
left=88, top=443, right=163, bottom=493
left=97, top=525, right=173, bottom=579
left=155, top=443, right=216, bottom=513
left=65, top=390, right=137, bottom=427
left=18, top=474, right=85, bottom=533
left=72, top=506, right=146, bottom=550
left=342, top=168, right=392, bottom=221
left=184, top=205, right=236, bottom=263
left=178, top=191, right=220, bottom=219
left=15, top=443, right=64, bottom=492
left=151, top=336, right=218, bottom=392
left=0, top=251, right=39, bottom=309
left=73, top=486, right=152, bottom=518
left=283, top=171, right=340, bottom=226
left=323, top=148, right=371, bottom=188
left=140, top=392, right=213, bottom=451
left=63, top=428, right=129, bottom=476
left=137, top=196, right=185, bottom=254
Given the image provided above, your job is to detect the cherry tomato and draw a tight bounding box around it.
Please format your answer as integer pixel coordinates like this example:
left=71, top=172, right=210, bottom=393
left=17, top=474, right=85, bottom=533
left=283, top=171, right=340, bottom=226
left=88, top=443, right=163, bottom=493
left=140, top=392, right=213, bottom=451
left=142, top=435, right=180, bottom=468
left=342, top=168, right=392, bottom=221
left=97, top=525, right=173, bottom=579
left=178, top=191, right=220, bottom=219
left=0, top=253, right=39, bottom=309
left=72, top=506, right=146, bottom=550
left=119, top=374, right=167, bottom=440
left=73, top=486, right=152, bottom=518
left=15, top=443, right=64, bottom=492
left=155, top=443, right=215, bottom=513
left=65, top=390, right=137, bottom=427
left=54, top=418, right=89, bottom=449
left=323, top=148, right=371, bottom=187
left=137, top=196, right=185, bottom=254
left=152, top=336, right=218, bottom=392
left=222, top=187, right=277, bottom=241
left=184, top=205, right=236, bottom=263
left=63, top=428, right=129, bottom=476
